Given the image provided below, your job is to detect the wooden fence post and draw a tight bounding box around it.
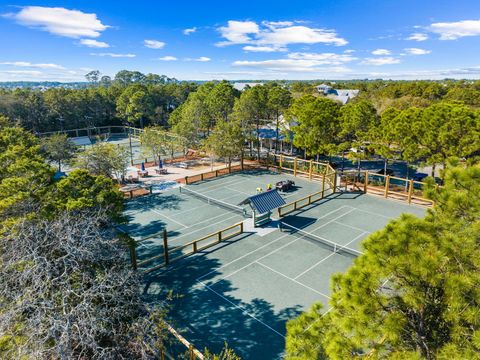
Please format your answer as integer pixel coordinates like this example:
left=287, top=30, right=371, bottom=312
left=163, top=229, right=169, bottom=265
left=364, top=171, right=369, bottom=193
left=384, top=176, right=390, bottom=198
left=408, top=179, right=414, bottom=204
left=309, top=160, right=313, bottom=180
left=279, top=155, right=283, bottom=173
left=189, top=344, right=194, bottom=360
left=294, top=158, right=297, bottom=177
left=321, top=174, right=326, bottom=198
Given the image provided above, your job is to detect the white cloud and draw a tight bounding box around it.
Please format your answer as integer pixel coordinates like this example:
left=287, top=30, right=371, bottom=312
left=194, top=57, right=210, bottom=62
left=79, top=39, right=109, bottom=48
left=429, top=19, right=480, bottom=40
left=403, top=48, right=431, bottom=55
left=233, top=59, right=351, bottom=74
left=217, top=20, right=347, bottom=50
left=157, top=56, right=177, bottom=61
left=144, top=39, right=166, bottom=49
left=361, top=57, right=401, bottom=65
left=3, top=70, right=44, bottom=76
left=407, top=33, right=429, bottom=41
left=90, top=53, right=136, bottom=58
left=232, top=52, right=355, bottom=73
left=262, top=21, right=294, bottom=29
left=217, top=20, right=259, bottom=46
left=372, top=49, right=391, bottom=55
left=243, top=45, right=287, bottom=52
left=0, top=61, right=65, bottom=69
left=4, top=6, right=108, bottom=38
left=183, top=27, right=197, bottom=35
left=287, top=52, right=357, bottom=64
left=344, top=49, right=355, bottom=54
left=257, top=25, right=347, bottom=47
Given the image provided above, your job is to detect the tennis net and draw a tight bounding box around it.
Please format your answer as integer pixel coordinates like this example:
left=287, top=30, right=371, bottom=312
left=180, top=186, right=249, bottom=217
left=280, top=222, right=363, bottom=257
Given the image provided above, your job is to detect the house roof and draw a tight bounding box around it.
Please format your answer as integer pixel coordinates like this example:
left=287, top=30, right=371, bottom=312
left=239, top=190, right=286, bottom=214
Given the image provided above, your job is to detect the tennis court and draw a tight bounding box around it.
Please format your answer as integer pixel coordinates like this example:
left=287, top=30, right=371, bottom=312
left=120, top=169, right=321, bottom=270
left=124, top=170, right=426, bottom=359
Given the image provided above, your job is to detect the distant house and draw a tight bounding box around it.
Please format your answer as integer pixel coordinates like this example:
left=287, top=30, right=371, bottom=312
left=233, top=82, right=264, bottom=91
left=316, top=84, right=335, bottom=95
left=316, top=84, right=359, bottom=104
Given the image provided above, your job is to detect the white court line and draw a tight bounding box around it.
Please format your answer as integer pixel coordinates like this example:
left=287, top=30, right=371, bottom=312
left=196, top=205, right=350, bottom=282
left=190, top=177, right=247, bottom=192
left=219, top=208, right=356, bottom=282
left=349, top=206, right=395, bottom=220
left=137, top=213, right=239, bottom=245
left=333, top=221, right=372, bottom=234
left=293, top=231, right=367, bottom=280
left=150, top=208, right=188, bottom=228
left=198, top=280, right=285, bottom=338
left=168, top=214, right=239, bottom=241
left=255, top=261, right=331, bottom=299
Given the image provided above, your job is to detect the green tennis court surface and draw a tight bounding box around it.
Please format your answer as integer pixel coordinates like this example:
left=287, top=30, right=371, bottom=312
left=122, top=170, right=426, bottom=359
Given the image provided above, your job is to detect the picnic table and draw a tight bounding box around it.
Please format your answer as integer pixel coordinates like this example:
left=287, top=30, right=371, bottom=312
left=137, top=169, right=149, bottom=178
left=155, top=168, right=168, bottom=175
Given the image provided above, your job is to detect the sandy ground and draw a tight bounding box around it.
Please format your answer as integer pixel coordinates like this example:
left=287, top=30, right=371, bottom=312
left=126, top=160, right=241, bottom=184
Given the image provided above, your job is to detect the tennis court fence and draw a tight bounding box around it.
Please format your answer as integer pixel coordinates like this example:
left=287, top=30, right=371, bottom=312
left=277, top=170, right=336, bottom=217
left=132, top=222, right=245, bottom=273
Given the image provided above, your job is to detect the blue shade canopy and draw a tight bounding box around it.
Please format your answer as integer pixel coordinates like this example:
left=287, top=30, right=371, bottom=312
left=239, top=190, right=286, bottom=214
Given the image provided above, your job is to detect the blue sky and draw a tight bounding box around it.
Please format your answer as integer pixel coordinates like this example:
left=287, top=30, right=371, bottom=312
left=1, top=0, right=480, bottom=81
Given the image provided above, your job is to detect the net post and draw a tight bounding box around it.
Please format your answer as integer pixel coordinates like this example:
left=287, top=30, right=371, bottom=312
left=309, top=160, right=313, bottom=180
left=240, top=222, right=244, bottom=233
left=294, top=158, right=297, bottom=177
left=384, top=175, right=390, bottom=198
left=185, top=176, right=189, bottom=185
left=163, top=229, right=169, bottom=265
left=193, top=241, right=198, bottom=253
left=215, top=170, right=218, bottom=177
left=241, top=151, right=244, bottom=170
left=218, top=231, right=222, bottom=243
left=408, top=179, right=414, bottom=204
left=200, top=173, right=204, bottom=181
left=364, top=171, right=369, bottom=193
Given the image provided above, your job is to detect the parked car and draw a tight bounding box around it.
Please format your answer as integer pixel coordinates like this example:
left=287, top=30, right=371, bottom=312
left=276, top=180, right=295, bottom=192
left=376, top=168, right=395, bottom=176
left=412, top=172, right=429, bottom=181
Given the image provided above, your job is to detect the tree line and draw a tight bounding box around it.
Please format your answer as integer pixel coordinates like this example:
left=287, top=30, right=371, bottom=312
left=0, top=70, right=197, bottom=133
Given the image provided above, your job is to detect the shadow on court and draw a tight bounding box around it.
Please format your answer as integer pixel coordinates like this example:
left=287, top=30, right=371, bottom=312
left=143, top=242, right=299, bottom=359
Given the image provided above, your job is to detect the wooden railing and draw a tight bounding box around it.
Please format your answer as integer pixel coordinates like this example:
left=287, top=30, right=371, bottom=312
left=341, top=171, right=435, bottom=207
left=184, top=163, right=262, bottom=185
left=278, top=172, right=335, bottom=217
left=136, top=222, right=244, bottom=273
